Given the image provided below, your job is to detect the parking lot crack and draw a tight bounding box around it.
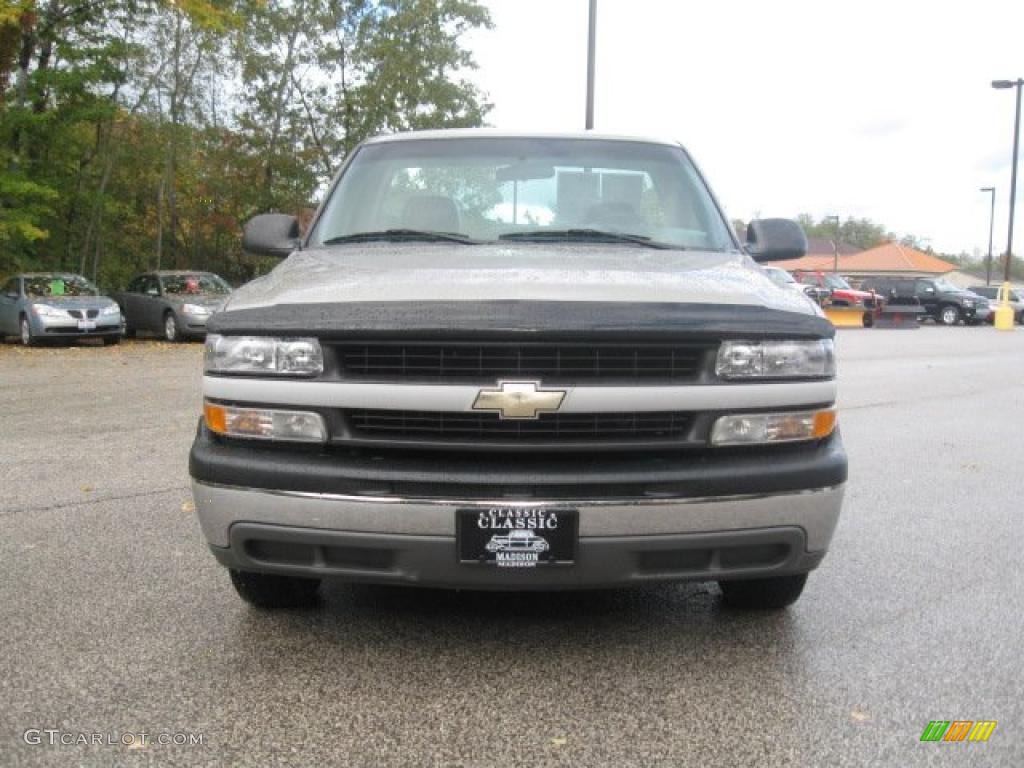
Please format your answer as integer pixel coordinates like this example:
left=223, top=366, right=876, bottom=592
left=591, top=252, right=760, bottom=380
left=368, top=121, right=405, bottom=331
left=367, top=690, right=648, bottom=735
left=0, top=485, right=189, bottom=519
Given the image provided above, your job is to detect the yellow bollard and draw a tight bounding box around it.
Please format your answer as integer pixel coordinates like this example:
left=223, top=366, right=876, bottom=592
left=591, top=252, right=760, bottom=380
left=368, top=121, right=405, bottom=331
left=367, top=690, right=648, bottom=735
left=994, top=282, right=1016, bottom=331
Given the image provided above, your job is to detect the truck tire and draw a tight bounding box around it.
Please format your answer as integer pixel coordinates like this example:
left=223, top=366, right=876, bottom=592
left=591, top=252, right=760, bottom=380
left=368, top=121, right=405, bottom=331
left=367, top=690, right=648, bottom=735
left=719, top=573, right=807, bottom=610
left=229, top=569, right=321, bottom=609
left=939, top=305, right=960, bottom=326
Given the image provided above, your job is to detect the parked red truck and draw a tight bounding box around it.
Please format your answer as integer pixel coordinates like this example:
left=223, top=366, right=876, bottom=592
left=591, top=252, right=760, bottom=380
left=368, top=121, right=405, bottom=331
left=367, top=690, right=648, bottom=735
left=792, top=271, right=883, bottom=327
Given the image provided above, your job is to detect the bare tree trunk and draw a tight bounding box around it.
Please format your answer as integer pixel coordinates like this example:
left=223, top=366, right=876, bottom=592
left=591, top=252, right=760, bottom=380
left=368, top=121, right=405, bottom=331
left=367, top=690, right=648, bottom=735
left=10, top=9, right=37, bottom=159
left=166, top=11, right=183, bottom=268
left=79, top=147, right=114, bottom=276
left=156, top=178, right=164, bottom=271
left=264, top=9, right=303, bottom=206
left=291, top=72, right=332, bottom=177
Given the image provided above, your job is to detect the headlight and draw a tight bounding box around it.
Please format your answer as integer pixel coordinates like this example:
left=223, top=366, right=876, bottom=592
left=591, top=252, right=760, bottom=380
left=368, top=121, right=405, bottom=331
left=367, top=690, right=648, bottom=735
left=183, top=303, right=211, bottom=315
left=716, top=339, right=835, bottom=379
left=100, top=303, right=120, bottom=316
left=32, top=304, right=69, bottom=319
left=204, top=334, right=323, bottom=376
left=962, top=299, right=974, bottom=307
left=711, top=408, right=837, bottom=446
left=204, top=400, right=327, bottom=442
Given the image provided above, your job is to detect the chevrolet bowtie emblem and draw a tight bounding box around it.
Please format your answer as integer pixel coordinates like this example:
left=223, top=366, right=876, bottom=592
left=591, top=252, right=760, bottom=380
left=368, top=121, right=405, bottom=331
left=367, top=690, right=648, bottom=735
left=472, top=381, right=567, bottom=420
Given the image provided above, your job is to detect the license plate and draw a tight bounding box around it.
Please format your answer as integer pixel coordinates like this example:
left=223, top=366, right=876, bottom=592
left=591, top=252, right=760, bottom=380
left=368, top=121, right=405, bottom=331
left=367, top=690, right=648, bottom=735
left=457, top=508, right=577, bottom=568
left=77, top=320, right=96, bottom=330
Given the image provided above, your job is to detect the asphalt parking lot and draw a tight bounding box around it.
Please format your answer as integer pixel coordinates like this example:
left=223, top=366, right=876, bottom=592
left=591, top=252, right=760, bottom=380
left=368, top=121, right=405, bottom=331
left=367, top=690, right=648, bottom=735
left=1, top=327, right=1022, bottom=767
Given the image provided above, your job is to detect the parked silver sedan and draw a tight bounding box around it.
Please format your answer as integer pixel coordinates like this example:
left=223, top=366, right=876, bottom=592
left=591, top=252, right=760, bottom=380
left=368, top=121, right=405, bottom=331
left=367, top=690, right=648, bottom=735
left=114, top=271, right=231, bottom=342
left=0, top=273, right=123, bottom=346
left=969, top=285, right=1024, bottom=324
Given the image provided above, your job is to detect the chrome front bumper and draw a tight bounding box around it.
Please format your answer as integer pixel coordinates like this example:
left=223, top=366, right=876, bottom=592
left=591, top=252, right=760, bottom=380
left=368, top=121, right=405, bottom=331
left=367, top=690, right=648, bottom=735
left=192, top=481, right=844, bottom=588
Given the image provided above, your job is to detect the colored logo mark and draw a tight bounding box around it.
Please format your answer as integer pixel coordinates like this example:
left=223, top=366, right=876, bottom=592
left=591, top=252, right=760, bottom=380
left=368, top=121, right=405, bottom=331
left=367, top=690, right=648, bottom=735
left=920, top=721, right=997, bottom=742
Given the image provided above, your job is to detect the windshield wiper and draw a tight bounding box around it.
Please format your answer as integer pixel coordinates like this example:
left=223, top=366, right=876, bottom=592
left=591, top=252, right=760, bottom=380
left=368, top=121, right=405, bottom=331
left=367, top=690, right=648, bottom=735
left=322, top=229, right=480, bottom=246
left=498, top=229, right=681, bottom=250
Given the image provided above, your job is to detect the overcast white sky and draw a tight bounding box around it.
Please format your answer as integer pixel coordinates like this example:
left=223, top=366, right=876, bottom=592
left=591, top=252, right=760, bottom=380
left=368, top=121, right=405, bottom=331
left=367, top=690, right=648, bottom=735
left=466, top=0, right=1024, bottom=256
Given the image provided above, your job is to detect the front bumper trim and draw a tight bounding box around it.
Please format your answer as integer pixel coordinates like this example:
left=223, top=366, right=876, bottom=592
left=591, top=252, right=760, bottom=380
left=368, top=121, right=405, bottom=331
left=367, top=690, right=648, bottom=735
left=193, top=480, right=844, bottom=552
left=209, top=523, right=825, bottom=590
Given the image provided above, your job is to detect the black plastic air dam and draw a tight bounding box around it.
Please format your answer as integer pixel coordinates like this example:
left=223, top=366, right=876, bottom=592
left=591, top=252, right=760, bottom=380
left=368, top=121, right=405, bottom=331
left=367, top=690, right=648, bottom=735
left=207, top=300, right=835, bottom=341
left=189, top=421, right=848, bottom=500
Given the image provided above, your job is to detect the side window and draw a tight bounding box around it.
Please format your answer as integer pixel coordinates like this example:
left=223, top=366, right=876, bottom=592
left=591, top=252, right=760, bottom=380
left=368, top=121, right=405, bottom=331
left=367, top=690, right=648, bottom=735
left=914, top=280, right=935, bottom=297
left=141, top=276, right=160, bottom=295
left=127, top=276, right=143, bottom=293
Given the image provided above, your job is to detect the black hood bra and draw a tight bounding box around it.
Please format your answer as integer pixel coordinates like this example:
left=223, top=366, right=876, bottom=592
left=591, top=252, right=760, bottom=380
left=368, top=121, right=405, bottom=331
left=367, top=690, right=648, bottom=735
left=208, top=300, right=834, bottom=341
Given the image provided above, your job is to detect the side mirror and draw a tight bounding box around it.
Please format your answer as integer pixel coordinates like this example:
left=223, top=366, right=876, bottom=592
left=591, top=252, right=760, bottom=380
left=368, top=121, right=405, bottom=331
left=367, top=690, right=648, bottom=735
left=243, top=213, right=301, bottom=258
left=5, top=292, right=17, bottom=300
left=745, top=219, right=808, bottom=262
left=146, top=287, right=159, bottom=296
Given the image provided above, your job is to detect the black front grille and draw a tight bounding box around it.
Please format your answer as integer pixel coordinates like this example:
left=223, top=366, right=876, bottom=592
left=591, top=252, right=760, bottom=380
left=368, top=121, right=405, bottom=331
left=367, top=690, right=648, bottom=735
left=347, top=410, right=692, bottom=444
left=66, top=309, right=99, bottom=319
left=334, top=342, right=710, bottom=382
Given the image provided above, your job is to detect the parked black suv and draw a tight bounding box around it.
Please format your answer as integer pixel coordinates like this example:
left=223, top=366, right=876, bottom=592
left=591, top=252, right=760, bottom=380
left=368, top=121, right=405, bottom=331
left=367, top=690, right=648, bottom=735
left=859, top=276, right=979, bottom=326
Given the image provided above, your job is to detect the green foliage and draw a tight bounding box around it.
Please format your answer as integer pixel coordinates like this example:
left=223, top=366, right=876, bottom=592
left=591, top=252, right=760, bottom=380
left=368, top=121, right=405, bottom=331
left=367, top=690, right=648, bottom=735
left=0, top=0, right=492, bottom=286
left=795, top=214, right=892, bottom=251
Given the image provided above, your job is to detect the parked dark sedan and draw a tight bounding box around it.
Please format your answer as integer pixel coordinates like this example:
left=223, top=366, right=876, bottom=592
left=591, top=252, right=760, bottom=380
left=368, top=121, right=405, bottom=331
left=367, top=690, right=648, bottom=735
left=0, top=272, right=123, bottom=345
left=114, top=271, right=231, bottom=341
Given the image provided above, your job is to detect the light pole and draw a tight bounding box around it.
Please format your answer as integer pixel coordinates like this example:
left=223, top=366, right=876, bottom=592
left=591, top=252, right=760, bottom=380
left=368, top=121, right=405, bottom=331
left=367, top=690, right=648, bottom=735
left=585, top=0, right=596, bottom=130
left=995, top=78, right=1019, bottom=284
left=979, top=186, right=995, bottom=286
left=825, top=215, right=841, bottom=273
left=995, top=78, right=1019, bottom=331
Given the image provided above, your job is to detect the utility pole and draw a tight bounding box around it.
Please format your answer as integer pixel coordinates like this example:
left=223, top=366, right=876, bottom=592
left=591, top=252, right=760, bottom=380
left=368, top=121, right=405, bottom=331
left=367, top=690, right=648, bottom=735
left=992, top=78, right=1022, bottom=330
left=992, top=79, right=1022, bottom=284
left=585, top=0, right=596, bottom=130
left=826, top=215, right=841, bottom=273
left=980, top=187, right=995, bottom=286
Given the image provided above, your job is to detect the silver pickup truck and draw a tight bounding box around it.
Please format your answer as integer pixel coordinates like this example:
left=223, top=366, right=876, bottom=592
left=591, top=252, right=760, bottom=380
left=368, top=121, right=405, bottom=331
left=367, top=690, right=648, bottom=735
left=190, top=130, right=846, bottom=611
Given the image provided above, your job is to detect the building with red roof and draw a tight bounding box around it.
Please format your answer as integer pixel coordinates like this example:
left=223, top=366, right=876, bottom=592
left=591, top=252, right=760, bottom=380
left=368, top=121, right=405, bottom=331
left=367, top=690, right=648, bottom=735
left=776, top=241, right=957, bottom=278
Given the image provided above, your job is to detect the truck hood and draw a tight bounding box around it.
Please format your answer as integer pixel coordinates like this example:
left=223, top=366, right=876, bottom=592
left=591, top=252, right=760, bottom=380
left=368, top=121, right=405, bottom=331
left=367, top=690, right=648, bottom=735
left=225, top=243, right=818, bottom=316
left=839, top=288, right=877, bottom=300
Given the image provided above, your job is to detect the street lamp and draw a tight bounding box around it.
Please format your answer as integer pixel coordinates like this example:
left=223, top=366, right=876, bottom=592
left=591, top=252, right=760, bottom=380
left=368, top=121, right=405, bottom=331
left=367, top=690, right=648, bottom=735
left=825, top=215, right=841, bottom=273
left=585, top=0, right=597, bottom=130
left=991, top=79, right=1022, bottom=302
left=979, top=186, right=995, bottom=286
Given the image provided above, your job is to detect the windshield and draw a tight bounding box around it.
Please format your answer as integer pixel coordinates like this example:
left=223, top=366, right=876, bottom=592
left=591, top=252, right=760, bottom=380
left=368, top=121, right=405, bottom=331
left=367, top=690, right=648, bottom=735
left=161, top=274, right=231, bottom=296
left=823, top=274, right=852, bottom=290
left=764, top=267, right=796, bottom=286
left=310, top=137, right=735, bottom=251
left=932, top=278, right=959, bottom=292
left=24, top=274, right=98, bottom=298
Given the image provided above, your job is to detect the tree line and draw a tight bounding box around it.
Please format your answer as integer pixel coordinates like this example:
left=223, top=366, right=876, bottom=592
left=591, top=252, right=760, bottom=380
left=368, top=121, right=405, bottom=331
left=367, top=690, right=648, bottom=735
left=0, top=0, right=492, bottom=287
